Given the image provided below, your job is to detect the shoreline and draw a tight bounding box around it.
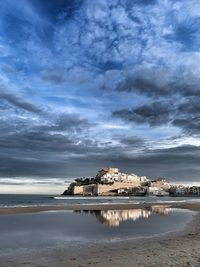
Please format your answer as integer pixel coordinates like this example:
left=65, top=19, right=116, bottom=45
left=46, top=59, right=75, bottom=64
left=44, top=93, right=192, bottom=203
left=0, top=202, right=200, bottom=266
left=0, top=201, right=199, bottom=215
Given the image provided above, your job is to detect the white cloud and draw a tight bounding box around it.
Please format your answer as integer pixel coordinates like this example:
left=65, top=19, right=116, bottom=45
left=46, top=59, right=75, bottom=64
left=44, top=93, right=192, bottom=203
left=0, top=178, right=69, bottom=194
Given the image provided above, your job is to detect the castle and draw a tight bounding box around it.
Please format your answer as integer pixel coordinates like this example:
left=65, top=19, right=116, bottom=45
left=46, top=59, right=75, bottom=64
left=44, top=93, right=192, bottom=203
left=62, top=167, right=200, bottom=197
left=63, top=167, right=170, bottom=196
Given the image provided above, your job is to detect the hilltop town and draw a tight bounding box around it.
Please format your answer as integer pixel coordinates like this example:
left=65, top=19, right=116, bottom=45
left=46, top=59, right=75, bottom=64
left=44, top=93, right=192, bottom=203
left=63, top=167, right=200, bottom=197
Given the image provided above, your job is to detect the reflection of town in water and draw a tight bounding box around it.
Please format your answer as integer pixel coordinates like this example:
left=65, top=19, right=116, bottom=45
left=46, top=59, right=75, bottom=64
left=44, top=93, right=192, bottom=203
left=75, top=206, right=173, bottom=227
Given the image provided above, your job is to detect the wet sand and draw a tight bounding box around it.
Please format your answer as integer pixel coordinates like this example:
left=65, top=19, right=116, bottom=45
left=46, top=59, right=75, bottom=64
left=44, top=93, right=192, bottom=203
left=1, top=202, right=200, bottom=267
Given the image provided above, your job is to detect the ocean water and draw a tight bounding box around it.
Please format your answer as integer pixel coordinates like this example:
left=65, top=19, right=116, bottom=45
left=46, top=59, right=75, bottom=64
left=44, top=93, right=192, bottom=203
left=0, top=194, right=200, bottom=207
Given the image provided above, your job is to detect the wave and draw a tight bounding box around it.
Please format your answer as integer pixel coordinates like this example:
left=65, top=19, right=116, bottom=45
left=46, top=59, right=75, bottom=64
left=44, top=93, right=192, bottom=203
left=53, top=196, right=131, bottom=200
left=0, top=204, right=51, bottom=208
left=0, top=198, right=189, bottom=209
left=151, top=200, right=186, bottom=204
left=53, top=196, right=187, bottom=205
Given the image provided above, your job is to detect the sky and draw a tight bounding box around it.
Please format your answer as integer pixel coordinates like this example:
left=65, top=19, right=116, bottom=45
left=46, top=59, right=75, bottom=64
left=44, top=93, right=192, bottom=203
left=0, top=0, right=200, bottom=194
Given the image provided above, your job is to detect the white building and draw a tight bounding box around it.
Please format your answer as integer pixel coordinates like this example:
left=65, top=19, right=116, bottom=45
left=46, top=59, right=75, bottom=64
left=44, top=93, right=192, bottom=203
left=148, top=187, right=169, bottom=196
left=97, top=168, right=149, bottom=184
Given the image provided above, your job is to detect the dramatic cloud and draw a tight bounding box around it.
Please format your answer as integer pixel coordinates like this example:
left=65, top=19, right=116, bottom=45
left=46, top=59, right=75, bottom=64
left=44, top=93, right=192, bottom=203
left=114, top=67, right=177, bottom=97
left=113, top=96, right=200, bottom=137
left=0, top=0, right=200, bottom=192
left=0, top=92, right=43, bottom=114
left=113, top=101, right=173, bottom=126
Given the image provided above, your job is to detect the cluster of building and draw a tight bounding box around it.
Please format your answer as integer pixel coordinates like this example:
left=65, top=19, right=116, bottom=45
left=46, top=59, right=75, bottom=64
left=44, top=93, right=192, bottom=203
left=63, top=167, right=200, bottom=197
left=170, top=185, right=200, bottom=196
left=96, top=167, right=148, bottom=184
left=63, top=167, right=171, bottom=196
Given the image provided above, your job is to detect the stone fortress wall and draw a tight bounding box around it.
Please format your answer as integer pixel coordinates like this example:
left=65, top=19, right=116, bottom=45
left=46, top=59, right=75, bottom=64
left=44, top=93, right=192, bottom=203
left=72, top=167, right=147, bottom=196
left=93, top=181, right=141, bottom=196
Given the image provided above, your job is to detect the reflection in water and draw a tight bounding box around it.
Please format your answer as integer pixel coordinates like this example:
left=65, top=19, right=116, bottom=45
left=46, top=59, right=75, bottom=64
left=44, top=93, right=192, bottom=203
left=75, top=206, right=173, bottom=226
left=0, top=207, right=194, bottom=252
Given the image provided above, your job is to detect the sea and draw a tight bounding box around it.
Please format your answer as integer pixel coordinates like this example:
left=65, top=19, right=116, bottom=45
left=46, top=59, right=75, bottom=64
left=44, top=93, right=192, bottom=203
left=0, top=194, right=199, bottom=208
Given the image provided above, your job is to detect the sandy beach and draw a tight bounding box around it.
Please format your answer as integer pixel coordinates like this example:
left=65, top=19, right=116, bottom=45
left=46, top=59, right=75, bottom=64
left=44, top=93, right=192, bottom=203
left=1, top=202, right=200, bottom=267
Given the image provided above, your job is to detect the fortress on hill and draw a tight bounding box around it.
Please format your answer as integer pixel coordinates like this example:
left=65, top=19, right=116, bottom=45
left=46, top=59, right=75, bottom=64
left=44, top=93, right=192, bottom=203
left=63, top=167, right=171, bottom=196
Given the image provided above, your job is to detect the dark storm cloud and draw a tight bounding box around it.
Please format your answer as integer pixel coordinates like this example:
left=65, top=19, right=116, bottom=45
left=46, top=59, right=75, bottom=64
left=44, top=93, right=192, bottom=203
left=172, top=119, right=200, bottom=134
left=0, top=93, right=43, bottom=114
left=0, top=156, right=68, bottom=177
left=113, top=101, right=173, bottom=126
left=170, top=97, right=200, bottom=134
left=172, top=98, right=200, bottom=133
left=119, top=136, right=145, bottom=146
left=177, top=98, right=200, bottom=114
left=1, top=140, right=199, bottom=181
left=127, top=145, right=200, bottom=181
left=0, top=116, right=199, bottom=181
left=0, top=112, right=98, bottom=178
left=0, top=111, right=94, bottom=153
left=115, top=68, right=176, bottom=97
left=0, top=131, right=95, bottom=153
left=113, top=96, right=200, bottom=136
left=113, top=66, right=200, bottom=98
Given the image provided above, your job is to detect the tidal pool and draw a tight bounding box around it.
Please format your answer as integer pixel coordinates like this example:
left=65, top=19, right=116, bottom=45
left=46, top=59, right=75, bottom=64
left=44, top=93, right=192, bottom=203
left=0, top=206, right=195, bottom=253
